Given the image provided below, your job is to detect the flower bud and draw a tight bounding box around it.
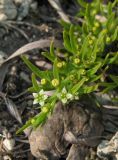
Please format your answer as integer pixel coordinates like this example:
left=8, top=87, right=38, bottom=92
left=57, top=62, right=63, bottom=68
left=62, top=61, right=66, bottom=66
left=106, top=36, right=110, bottom=43
left=74, top=58, right=80, bottom=64
left=88, top=39, right=93, bottom=45
left=81, top=69, right=86, bottom=75
left=31, top=118, right=35, bottom=124
left=92, top=26, right=96, bottom=32
left=91, top=36, right=95, bottom=40
left=42, top=107, right=48, bottom=113
left=103, top=29, right=107, bottom=34
left=41, top=79, right=46, bottom=85
left=61, top=77, right=64, bottom=80
left=51, top=79, right=59, bottom=87
left=69, top=75, right=74, bottom=80
left=92, top=10, right=97, bottom=15
left=94, top=22, right=100, bottom=28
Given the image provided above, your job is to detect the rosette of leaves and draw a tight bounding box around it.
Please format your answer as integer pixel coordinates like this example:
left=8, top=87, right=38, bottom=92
left=17, top=0, right=118, bottom=134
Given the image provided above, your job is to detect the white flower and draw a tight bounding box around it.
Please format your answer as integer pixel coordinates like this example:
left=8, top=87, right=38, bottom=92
left=33, top=89, right=48, bottom=106
left=57, top=87, right=73, bottom=104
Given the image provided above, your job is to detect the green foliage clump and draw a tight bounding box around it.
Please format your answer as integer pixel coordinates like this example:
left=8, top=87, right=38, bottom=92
left=17, top=0, right=118, bottom=134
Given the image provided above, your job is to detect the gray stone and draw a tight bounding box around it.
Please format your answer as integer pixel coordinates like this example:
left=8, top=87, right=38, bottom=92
left=0, top=13, right=7, bottom=21
left=29, top=101, right=103, bottom=160
left=0, top=0, right=38, bottom=21
left=0, top=0, right=17, bottom=21
left=0, top=51, right=7, bottom=64
left=97, top=132, right=118, bottom=160
left=13, top=0, right=23, bottom=5
left=15, top=0, right=37, bottom=20
left=17, top=0, right=31, bottom=20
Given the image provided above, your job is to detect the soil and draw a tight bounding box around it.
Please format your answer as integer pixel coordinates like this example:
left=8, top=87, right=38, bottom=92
left=0, top=1, right=118, bottom=160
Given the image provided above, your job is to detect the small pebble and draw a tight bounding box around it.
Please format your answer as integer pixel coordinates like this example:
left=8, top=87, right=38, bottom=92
left=4, top=120, right=8, bottom=126
left=32, top=34, right=36, bottom=39
left=20, top=72, right=31, bottom=83
left=3, top=138, right=15, bottom=151
left=27, top=100, right=33, bottom=107
left=30, top=1, right=38, bottom=11
left=4, top=36, right=8, bottom=41
left=3, top=155, right=11, bottom=160
left=0, top=14, right=7, bottom=21
left=0, top=121, right=2, bottom=126
left=85, top=157, right=89, bottom=160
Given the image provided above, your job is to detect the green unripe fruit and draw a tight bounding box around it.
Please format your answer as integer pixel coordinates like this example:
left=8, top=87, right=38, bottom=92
left=106, top=36, right=111, bottom=43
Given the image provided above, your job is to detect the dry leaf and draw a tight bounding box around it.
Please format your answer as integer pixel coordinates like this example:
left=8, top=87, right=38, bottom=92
left=4, top=98, right=22, bottom=124
left=103, top=105, right=118, bottom=109
left=0, top=51, right=9, bottom=91
left=3, top=138, right=15, bottom=151
left=0, top=39, right=62, bottom=90
left=0, top=39, right=62, bottom=66
left=0, top=63, right=9, bottom=91
left=48, top=0, right=70, bottom=23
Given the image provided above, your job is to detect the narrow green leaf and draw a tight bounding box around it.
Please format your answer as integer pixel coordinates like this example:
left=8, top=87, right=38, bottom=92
left=103, top=54, right=110, bottom=66
left=95, top=0, right=100, bottom=12
left=91, top=30, right=106, bottom=62
left=50, top=41, right=55, bottom=57
left=90, top=74, right=102, bottom=82
left=63, top=30, right=72, bottom=53
left=53, top=58, right=59, bottom=80
left=111, top=97, right=118, bottom=102
left=16, top=119, right=32, bottom=134
left=42, top=52, right=54, bottom=62
left=107, top=2, right=112, bottom=16
left=112, top=0, right=118, bottom=8
left=85, top=4, right=93, bottom=28
left=112, top=26, right=118, bottom=41
left=76, top=9, right=86, bottom=17
left=69, top=25, right=78, bottom=53
left=107, top=13, right=116, bottom=33
left=33, top=112, right=47, bottom=128
left=80, top=36, right=89, bottom=61
left=87, top=62, right=102, bottom=76
left=21, top=56, right=48, bottom=79
left=82, top=23, right=88, bottom=35
left=99, top=82, right=117, bottom=93
left=71, top=77, right=86, bottom=94
left=28, top=86, right=37, bottom=92
left=110, top=75, right=118, bottom=85
left=102, top=84, right=117, bottom=93
left=77, top=0, right=87, bottom=8
left=108, top=52, right=118, bottom=64
left=59, top=20, right=71, bottom=29
left=83, top=84, right=98, bottom=93
left=31, top=73, right=40, bottom=91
